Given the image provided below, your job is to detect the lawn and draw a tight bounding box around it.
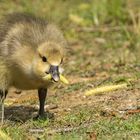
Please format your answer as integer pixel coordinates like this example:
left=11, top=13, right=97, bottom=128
left=1, top=0, right=140, bottom=139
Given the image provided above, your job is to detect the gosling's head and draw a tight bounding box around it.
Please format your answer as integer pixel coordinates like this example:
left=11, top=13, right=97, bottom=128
left=32, top=42, right=64, bottom=82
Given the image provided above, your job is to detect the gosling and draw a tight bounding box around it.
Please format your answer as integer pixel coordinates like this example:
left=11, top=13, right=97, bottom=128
left=0, top=13, right=67, bottom=122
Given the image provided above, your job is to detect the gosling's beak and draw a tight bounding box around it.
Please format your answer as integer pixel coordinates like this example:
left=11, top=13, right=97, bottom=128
left=49, top=65, right=60, bottom=82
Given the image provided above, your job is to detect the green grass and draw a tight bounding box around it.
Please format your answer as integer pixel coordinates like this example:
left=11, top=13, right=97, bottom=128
left=2, top=102, right=140, bottom=139
left=3, top=110, right=140, bottom=139
left=0, top=0, right=140, bottom=139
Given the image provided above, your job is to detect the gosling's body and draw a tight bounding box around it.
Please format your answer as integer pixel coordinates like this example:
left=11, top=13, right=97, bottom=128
left=0, top=13, right=66, bottom=120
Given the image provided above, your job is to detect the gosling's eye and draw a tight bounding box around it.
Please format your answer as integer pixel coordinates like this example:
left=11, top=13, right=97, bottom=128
left=42, top=56, right=47, bottom=62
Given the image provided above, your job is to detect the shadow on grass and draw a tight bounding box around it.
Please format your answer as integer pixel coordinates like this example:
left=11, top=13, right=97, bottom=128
left=5, top=105, right=54, bottom=122
left=5, top=105, right=37, bottom=122
left=4, top=105, right=54, bottom=122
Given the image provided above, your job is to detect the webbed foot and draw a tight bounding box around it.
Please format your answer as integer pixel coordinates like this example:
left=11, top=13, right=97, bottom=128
left=33, top=112, right=54, bottom=120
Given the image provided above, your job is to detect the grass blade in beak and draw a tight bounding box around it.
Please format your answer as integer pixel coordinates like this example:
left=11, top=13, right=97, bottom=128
left=43, top=74, right=69, bottom=84
left=60, top=74, right=69, bottom=84
left=43, top=74, right=52, bottom=80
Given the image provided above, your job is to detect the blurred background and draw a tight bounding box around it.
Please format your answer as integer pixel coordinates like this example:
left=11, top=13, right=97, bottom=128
left=1, top=0, right=140, bottom=139
left=0, top=0, right=139, bottom=63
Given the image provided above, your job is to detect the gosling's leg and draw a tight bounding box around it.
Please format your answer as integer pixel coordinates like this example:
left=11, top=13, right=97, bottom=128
left=34, top=88, right=54, bottom=120
left=0, top=90, right=8, bottom=124
left=38, top=88, right=47, bottom=117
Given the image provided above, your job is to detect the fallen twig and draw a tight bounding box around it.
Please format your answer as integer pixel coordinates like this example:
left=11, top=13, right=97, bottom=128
left=48, top=121, right=94, bottom=134
left=29, top=129, right=45, bottom=133
left=29, top=120, right=95, bottom=135
left=127, top=109, right=140, bottom=114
